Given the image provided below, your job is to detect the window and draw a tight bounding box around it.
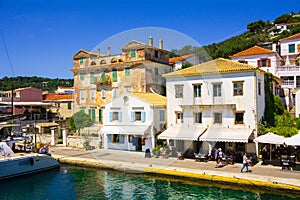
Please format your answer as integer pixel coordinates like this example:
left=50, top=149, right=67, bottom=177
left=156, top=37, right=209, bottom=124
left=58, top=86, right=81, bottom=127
left=258, top=80, right=261, bottom=96
left=99, top=109, right=102, bottom=123
left=194, top=112, right=202, bottom=123
left=176, top=112, right=183, bottom=124
left=131, top=111, right=146, bottom=122
left=89, top=107, right=96, bottom=121
left=135, top=112, right=142, bottom=121
left=112, top=87, right=119, bottom=98
left=130, top=50, right=136, bottom=57
left=214, top=113, right=222, bottom=123
left=112, top=135, right=119, bottom=143
left=154, top=68, right=159, bottom=75
left=109, top=111, right=122, bottom=122
left=159, top=110, right=165, bottom=121
left=257, top=59, right=271, bottom=68
left=213, top=83, right=221, bottom=97
left=154, top=50, right=159, bottom=58
left=175, top=85, right=183, bottom=98
left=90, top=89, right=96, bottom=100
left=238, top=60, right=248, bottom=64
left=233, top=81, right=243, bottom=96
left=289, top=44, right=295, bottom=53
left=112, top=69, right=117, bottom=82
left=235, top=112, right=244, bottom=124
left=125, top=67, right=130, bottom=76
left=80, top=89, right=86, bottom=100
left=80, top=73, right=84, bottom=81
left=80, top=58, right=84, bottom=64
left=101, top=89, right=106, bottom=99
left=123, top=96, right=129, bottom=105
left=90, top=72, right=94, bottom=84
left=193, top=84, right=201, bottom=97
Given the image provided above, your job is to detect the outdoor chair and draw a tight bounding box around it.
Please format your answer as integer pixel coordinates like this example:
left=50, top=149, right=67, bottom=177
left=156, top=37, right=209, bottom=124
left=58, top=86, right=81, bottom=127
left=194, top=153, right=207, bottom=162
left=281, top=155, right=296, bottom=170
left=226, top=155, right=234, bottom=165
left=177, top=151, right=184, bottom=160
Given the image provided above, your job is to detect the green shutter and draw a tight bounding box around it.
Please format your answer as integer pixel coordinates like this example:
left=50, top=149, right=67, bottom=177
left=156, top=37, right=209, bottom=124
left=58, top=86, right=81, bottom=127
left=67, top=102, right=71, bottom=110
left=125, top=68, right=130, bottom=76
left=130, top=50, right=136, bottom=57
left=80, top=58, right=84, bottom=64
left=90, top=72, right=94, bottom=84
left=112, top=69, right=117, bottom=82
left=101, top=72, right=106, bottom=82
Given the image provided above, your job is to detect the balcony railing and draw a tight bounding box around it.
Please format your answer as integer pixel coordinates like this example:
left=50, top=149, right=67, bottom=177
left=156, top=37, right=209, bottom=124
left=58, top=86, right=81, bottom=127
left=281, top=80, right=294, bottom=87
left=277, top=65, right=300, bottom=71
left=95, top=76, right=112, bottom=85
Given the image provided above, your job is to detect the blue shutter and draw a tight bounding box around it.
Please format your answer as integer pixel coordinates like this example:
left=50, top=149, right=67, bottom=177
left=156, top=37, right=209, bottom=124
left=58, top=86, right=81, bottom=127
left=132, top=138, right=136, bottom=146
left=141, top=111, right=146, bottom=122
left=131, top=112, right=134, bottom=122
left=120, top=135, right=124, bottom=144
left=118, top=112, right=122, bottom=122
left=109, top=112, right=112, bottom=122
left=107, top=134, right=112, bottom=143
left=160, top=110, right=165, bottom=121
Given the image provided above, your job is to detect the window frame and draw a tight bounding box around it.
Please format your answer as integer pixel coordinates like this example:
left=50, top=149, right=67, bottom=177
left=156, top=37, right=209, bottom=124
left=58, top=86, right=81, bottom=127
left=194, top=112, right=202, bottom=124
left=130, top=50, right=136, bottom=57
left=233, top=81, right=244, bottom=96
left=90, top=89, right=96, bottom=100
left=289, top=44, right=295, bottom=53
left=125, top=67, right=130, bottom=76
left=214, top=112, right=222, bottom=124
left=175, top=85, right=184, bottom=98
left=213, top=83, right=222, bottom=97
left=193, top=84, right=201, bottom=97
left=235, top=112, right=244, bottom=125
left=176, top=112, right=183, bottom=124
left=112, top=69, right=117, bottom=82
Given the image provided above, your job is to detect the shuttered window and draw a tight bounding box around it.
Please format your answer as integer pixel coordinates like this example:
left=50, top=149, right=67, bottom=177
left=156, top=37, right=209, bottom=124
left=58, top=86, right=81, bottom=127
left=112, top=69, right=117, bottom=82
left=289, top=44, right=295, bottom=53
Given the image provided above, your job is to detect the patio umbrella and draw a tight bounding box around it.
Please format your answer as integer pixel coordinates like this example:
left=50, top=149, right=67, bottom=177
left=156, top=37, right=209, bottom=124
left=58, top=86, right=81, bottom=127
left=254, top=132, right=285, bottom=162
left=284, top=133, right=300, bottom=146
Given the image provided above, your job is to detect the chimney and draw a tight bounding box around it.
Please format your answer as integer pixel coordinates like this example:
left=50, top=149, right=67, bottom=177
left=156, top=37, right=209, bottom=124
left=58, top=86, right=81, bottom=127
left=159, top=38, right=163, bottom=49
left=97, top=48, right=101, bottom=56
left=107, top=47, right=111, bottom=56
left=149, top=36, right=153, bottom=46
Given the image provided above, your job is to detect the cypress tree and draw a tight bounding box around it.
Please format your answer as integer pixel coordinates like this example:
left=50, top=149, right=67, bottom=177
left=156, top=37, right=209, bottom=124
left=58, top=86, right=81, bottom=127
left=264, top=73, right=275, bottom=127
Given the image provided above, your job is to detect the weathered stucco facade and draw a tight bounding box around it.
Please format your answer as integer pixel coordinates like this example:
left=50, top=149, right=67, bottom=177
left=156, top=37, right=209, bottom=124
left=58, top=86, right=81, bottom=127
left=71, top=38, right=172, bottom=123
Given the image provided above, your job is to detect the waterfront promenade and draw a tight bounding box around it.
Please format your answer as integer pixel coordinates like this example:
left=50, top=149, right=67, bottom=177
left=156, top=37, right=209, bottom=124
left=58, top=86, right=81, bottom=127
left=50, top=146, right=300, bottom=194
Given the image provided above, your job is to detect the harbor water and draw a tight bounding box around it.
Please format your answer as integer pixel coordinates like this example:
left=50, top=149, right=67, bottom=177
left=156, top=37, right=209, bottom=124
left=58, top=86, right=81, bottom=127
left=0, top=165, right=299, bottom=200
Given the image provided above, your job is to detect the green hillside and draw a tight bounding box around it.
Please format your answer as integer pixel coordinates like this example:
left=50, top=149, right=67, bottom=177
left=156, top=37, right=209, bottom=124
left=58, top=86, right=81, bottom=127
left=0, top=76, right=73, bottom=92
left=171, top=12, right=300, bottom=61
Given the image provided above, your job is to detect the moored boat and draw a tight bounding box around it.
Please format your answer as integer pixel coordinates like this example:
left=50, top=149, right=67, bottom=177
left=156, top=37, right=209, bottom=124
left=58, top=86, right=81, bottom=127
left=0, top=141, right=60, bottom=180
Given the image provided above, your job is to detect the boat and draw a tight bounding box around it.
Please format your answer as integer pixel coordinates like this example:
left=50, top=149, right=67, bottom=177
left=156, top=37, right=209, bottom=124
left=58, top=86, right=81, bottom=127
left=0, top=139, right=60, bottom=180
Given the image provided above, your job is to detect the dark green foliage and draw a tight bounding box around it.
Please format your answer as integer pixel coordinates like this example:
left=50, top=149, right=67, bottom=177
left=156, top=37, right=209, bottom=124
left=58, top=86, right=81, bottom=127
left=274, top=14, right=292, bottom=24
left=181, top=62, right=193, bottom=70
left=274, top=95, right=285, bottom=115
left=264, top=73, right=275, bottom=127
left=0, top=76, right=73, bottom=92
left=70, top=110, right=94, bottom=135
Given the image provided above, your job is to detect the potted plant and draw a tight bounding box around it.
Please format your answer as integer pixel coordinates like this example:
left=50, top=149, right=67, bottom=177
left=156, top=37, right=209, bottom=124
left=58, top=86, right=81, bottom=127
left=152, top=145, right=162, bottom=158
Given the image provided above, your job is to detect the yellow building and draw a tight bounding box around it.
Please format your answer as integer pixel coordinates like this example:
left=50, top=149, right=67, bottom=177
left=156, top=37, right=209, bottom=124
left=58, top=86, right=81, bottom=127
left=71, top=38, right=172, bottom=123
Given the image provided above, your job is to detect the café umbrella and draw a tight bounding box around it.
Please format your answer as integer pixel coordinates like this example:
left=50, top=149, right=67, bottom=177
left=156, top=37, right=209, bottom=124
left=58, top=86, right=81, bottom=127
left=254, top=132, right=285, bottom=162
left=284, top=132, right=300, bottom=146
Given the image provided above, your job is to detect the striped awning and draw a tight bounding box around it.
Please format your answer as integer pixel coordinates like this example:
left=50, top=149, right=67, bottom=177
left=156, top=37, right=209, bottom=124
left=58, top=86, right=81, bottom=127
left=199, top=127, right=254, bottom=143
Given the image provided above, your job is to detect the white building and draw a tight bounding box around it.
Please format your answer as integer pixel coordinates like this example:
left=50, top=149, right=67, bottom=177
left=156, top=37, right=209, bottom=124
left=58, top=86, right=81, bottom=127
left=159, top=58, right=266, bottom=156
left=169, top=54, right=200, bottom=71
left=101, top=92, right=166, bottom=152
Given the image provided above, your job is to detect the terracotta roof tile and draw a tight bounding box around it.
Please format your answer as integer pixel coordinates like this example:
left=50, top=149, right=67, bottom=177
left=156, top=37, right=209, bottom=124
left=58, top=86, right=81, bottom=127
left=132, top=92, right=166, bottom=106
left=164, top=58, right=261, bottom=78
left=44, top=94, right=73, bottom=101
left=280, top=32, right=300, bottom=41
left=169, top=54, right=194, bottom=64
left=230, top=46, right=274, bottom=58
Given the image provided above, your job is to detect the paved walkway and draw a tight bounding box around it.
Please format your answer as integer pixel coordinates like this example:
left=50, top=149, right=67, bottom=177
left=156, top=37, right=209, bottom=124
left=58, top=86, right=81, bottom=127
left=49, top=146, right=300, bottom=194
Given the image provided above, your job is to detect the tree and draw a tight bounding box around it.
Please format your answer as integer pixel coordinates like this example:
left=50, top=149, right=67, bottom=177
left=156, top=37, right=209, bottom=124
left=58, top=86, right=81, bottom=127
left=247, top=20, right=265, bottom=33
left=274, top=14, right=292, bottom=24
left=264, top=73, right=275, bottom=127
left=180, top=62, right=193, bottom=70
left=274, top=95, right=285, bottom=115
left=68, top=110, right=94, bottom=135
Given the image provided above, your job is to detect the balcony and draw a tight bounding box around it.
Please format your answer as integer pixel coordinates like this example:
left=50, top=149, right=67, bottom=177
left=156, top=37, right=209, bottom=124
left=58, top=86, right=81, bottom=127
left=281, top=80, right=294, bottom=88
left=277, top=65, right=300, bottom=72
left=95, top=76, right=112, bottom=86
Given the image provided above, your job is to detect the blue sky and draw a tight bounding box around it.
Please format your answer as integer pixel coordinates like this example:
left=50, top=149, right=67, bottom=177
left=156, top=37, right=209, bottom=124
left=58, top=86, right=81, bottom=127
left=0, top=0, right=299, bottom=79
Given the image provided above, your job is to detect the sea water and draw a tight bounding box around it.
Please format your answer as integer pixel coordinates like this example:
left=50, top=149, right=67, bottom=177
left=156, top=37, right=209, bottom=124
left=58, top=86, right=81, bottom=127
left=0, top=165, right=299, bottom=200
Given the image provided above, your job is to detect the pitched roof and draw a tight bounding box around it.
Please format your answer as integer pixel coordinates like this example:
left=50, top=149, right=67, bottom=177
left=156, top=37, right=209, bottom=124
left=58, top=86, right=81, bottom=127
left=280, top=32, right=300, bottom=41
left=43, top=94, right=73, bottom=101
left=164, top=58, right=260, bottom=78
left=230, top=46, right=275, bottom=58
left=169, top=54, right=194, bottom=64
left=73, top=49, right=106, bottom=59
left=132, top=92, right=166, bottom=106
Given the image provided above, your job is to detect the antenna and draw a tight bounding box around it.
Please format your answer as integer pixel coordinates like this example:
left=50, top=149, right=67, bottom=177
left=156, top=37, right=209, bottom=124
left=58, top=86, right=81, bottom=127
left=0, top=29, right=15, bottom=77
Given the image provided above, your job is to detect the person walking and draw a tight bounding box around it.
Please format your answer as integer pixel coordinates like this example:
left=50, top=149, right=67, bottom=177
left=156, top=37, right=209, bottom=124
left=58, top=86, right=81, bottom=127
left=214, top=147, right=219, bottom=168
left=240, top=152, right=251, bottom=173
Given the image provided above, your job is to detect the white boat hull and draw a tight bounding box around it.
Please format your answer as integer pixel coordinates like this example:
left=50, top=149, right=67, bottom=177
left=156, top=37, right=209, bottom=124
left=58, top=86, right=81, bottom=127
left=0, top=154, right=60, bottom=180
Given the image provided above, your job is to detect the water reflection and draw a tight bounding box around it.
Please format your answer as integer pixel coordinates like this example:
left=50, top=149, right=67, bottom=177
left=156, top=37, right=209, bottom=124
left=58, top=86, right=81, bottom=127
left=0, top=166, right=299, bottom=200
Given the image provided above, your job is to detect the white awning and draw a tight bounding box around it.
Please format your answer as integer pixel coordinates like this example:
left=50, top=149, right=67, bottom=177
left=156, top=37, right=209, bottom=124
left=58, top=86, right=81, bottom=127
left=284, top=133, right=300, bottom=146
left=199, top=127, right=254, bottom=143
left=254, top=132, right=285, bottom=145
left=158, top=126, right=207, bottom=141
left=101, top=125, right=150, bottom=135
